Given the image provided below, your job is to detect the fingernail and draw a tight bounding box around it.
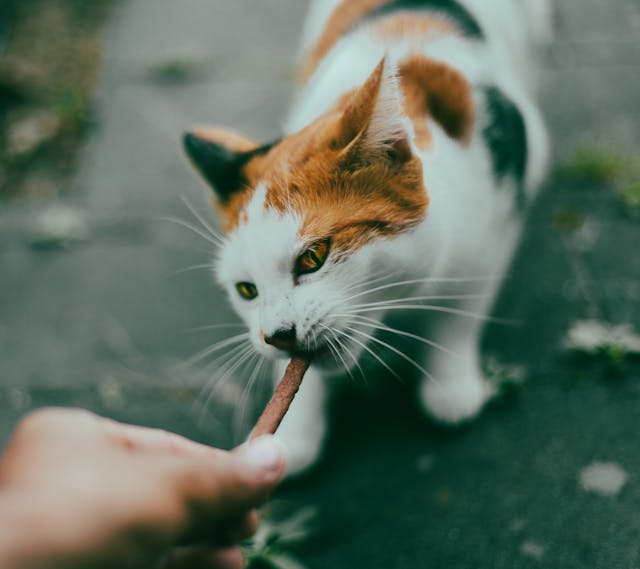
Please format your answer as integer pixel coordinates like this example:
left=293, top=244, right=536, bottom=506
left=240, top=436, right=286, bottom=481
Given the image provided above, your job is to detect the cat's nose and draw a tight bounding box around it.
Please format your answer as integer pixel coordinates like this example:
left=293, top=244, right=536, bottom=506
left=264, top=326, right=297, bottom=352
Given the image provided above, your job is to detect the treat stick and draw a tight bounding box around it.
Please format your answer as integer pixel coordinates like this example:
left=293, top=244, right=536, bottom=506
left=248, top=355, right=311, bottom=440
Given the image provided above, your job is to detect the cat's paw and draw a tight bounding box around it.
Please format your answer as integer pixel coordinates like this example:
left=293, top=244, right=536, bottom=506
left=280, top=435, right=324, bottom=478
left=276, top=423, right=325, bottom=478
left=419, top=373, right=495, bottom=425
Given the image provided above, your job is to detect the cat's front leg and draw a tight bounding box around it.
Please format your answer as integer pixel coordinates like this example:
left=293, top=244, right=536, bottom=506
left=272, top=360, right=328, bottom=477
left=418, top=304, right=495, bottom=424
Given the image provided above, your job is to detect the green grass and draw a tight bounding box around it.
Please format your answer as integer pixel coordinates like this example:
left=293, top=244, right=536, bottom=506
left=0, top=0, right=112, bottom=200
left=557, top=145, right=626, bottom=185
left=552, top=209, right=585, bottom=234
left=484, top=357, right=526, bottom=400
left=244, top=505, right=316, bottom=569
left=557, top=145, right=640, bottom=218
left=617, top=180, right=640, bottom=218
left=149, top=59, right=202, bottom=85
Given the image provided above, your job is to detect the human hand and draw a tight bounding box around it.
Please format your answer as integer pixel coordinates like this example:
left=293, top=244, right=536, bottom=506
left=0, top=408, right=286, bottom=569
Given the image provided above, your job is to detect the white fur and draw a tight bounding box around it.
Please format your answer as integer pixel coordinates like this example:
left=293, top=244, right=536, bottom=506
left=365, top=60, right=411, bottom=149
left=216, top=1, right=551, bottom=475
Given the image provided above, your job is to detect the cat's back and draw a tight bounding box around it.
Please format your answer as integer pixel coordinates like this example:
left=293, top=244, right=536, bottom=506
left=289, top=0, right=551, bottom=198
left=298, top=0, right=549, bottom=81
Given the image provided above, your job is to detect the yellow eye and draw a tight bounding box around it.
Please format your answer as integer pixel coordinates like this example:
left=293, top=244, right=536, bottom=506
left=295, top=238, right=331, bottom=276
left=236, top=282, right=258, bottom=300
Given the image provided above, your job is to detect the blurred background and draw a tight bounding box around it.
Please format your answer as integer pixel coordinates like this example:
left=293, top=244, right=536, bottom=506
left=1, top=1, right=639, bottom=568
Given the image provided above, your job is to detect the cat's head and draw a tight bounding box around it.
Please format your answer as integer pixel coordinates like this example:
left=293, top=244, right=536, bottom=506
left=183, top=59, right=428, bottom=368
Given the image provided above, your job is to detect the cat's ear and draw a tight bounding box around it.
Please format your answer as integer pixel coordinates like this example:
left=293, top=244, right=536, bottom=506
left=336, top=57, right=412, bottom=164
left=183, top=127, right=261, bottom=203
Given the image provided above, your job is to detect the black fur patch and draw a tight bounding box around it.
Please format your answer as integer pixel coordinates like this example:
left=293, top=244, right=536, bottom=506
left=183, top=134, right=276, bottom=203
left=364, top=0, right=483, bottom=38
left=483, top=87, right=528, bottom=206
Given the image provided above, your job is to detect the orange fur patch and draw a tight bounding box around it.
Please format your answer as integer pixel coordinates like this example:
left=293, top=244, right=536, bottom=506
left=190, top=127, right=258, bottom=153
left=398, top=55, right=475, bottom=148
left=216, top=62, right=429, bottom=254
left=371, top=12, right=457, bottom=42
left=262, top=131, right=428, bottom=258
left=200, top=56, right=472, bottom=240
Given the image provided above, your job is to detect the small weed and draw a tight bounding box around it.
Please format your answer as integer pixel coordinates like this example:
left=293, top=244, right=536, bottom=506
left=244, top=505, right=316, bottom=569
left=557, top=145, right=626, bottom=185
left=564, top=320, right=640, bottom=376
left=617, top=180, right=640, bottom=219
left=557, top=145, right=640, bottom=218
left=49, top=84, right=91, bottom=133
left=552, top=209, right=584, bottom=234
left=0, top=0, right=112, bottom=199
left=484, top=356, right=526, bottom=400
left=149, top=59, right=203, bottom=85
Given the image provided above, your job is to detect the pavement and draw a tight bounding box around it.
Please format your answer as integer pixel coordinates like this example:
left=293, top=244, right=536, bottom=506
left=1, top=1, right=639, bottom=568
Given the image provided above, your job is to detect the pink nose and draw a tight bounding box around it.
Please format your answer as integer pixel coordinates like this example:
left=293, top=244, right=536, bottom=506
left=264, top=326, right=297, bottom=352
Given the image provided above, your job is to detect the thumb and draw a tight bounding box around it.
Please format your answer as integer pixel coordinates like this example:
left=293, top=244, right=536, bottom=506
left=178, top=436, right=286, bottom=522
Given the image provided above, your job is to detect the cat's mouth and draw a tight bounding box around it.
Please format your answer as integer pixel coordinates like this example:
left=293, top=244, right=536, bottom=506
left=267, top=327, right=357, bottom=370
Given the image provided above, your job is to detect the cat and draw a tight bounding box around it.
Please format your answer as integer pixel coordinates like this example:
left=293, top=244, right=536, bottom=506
left=183, top=0, right=551, bottom=476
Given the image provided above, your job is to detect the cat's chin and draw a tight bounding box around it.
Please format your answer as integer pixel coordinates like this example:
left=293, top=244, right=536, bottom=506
left=306, top=350, right=343, bottom=372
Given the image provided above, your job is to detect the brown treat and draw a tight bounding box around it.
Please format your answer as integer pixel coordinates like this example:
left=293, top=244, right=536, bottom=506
left=249, top=355, right=311, bottom=440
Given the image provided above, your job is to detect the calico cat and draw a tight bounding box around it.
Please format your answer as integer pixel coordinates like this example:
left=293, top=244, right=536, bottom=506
left=183, top=0, right=551, bottom=475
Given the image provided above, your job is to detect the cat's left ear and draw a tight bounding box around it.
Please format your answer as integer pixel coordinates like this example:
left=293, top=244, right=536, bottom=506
left=336, top=57, right=413, bottom=164
left=183, top=127, right=262, bottom=203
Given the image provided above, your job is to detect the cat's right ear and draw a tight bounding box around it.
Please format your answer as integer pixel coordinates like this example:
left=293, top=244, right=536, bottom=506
left=183, top=127, right=261, bottom=203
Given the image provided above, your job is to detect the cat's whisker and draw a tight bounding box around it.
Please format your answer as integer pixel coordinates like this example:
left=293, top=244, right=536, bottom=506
left=340, top=268, right=403, bottom=296
left=336, top=313, right=459, bottom=358
left=233, top=352, right=264, bottom=438
left=197, top=344, right=257, bottom=426
left=180, top=339, right=250, bottom=418
left=344, top=304, right=517, bottom=325
left=195, top=342, right=250, bottom=381
left=162, top=263, right=216, bottom=280
left=180, top=195, right=225, bottom=244
left=161, top=216, right=222, bottom=248
left=343, top=275, right=501, bottom=303
left=343, top=325, right=437, bottom=384
left=325, top=324, right=402, bottom=383
left=246, top=355, right=267, bottom=416
left=323, top=330, right=356, bottom=383
left=189, top=341, right=253, bottom=421
left=310, top=326, right=319, bottom=353
left=349, top=293, right=491, bottom=310
left=183, top=332, right=250, bottom=367
left=188, top=323, right=246, bottom=333
left=325, top=325, right=366, bottom=384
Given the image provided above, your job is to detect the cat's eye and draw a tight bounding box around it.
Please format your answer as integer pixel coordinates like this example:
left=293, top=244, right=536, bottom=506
left=236, top=282, right=258, bottom=301
left=295, top=238, right=331, bottom=276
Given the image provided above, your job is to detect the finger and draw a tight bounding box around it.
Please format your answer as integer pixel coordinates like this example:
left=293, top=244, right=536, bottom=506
left=182, top=435, right=286, bottom=509
left=99, top=418, right=228, bottom=461
left=10, top=408, right=101, bottom=444
left=174, top=437, right=285, bottom=539
left=208, top=510, right=259, bottom=545
left=159, top=546, right=244, bottom=569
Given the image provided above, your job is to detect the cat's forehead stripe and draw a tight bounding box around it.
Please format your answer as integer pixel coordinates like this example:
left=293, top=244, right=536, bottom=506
left=262, top=167, right=427, bottom=258
left=246, top=183, right=268, bottom=223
